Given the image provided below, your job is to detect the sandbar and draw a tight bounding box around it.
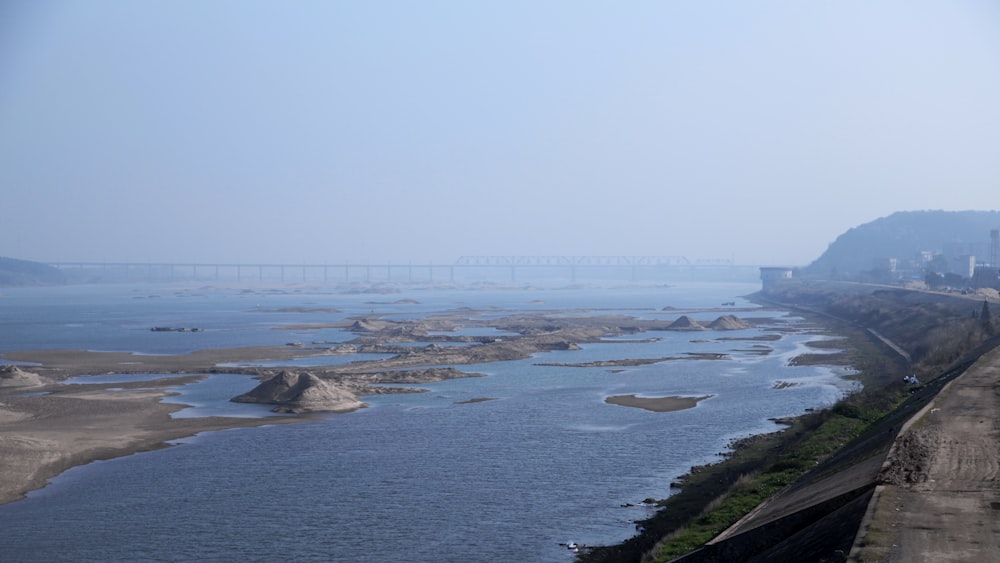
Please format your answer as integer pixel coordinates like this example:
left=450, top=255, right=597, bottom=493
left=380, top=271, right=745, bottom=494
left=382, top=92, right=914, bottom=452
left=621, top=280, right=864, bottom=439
left=454, top=397, right=497, bottom=405
left=0, top=307, right=752, bottom=506
left=0, top=376, right=309, bottom=506
left=605, top=394, right=713, bottom=412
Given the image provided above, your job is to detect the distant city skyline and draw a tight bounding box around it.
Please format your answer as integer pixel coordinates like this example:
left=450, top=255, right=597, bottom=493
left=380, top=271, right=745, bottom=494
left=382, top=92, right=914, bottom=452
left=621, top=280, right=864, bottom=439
left=3, top=1, right=999, bottom=267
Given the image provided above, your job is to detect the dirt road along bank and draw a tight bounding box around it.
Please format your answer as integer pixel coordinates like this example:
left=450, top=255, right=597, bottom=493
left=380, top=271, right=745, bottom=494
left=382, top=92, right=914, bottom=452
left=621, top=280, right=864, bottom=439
left=645, top=282, right=1000, bottom=563
left=858, top=347, right=1000, bottom=562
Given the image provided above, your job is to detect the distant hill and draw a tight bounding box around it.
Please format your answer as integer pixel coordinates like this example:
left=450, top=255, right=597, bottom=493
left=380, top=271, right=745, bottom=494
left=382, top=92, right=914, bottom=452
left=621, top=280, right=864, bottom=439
left=0, top=257, right=66, bottom=286
left=805, top=210, right=1000, bottom=277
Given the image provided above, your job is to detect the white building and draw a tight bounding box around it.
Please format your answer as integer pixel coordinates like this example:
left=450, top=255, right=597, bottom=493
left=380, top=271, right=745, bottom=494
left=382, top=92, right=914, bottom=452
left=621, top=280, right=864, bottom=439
left=759, top=267, right=793, bottom=292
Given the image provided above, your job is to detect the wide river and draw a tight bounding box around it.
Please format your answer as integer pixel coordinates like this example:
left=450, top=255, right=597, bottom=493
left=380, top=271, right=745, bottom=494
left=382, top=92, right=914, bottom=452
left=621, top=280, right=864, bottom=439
left=0, top=282, right=856, bottom=562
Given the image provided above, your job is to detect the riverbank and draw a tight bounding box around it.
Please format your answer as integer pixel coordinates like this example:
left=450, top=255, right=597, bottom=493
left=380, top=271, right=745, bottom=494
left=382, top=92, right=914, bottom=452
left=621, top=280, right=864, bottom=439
left=580, top=285, right=915, bottom=562
left=581, top=281, right=1000, bottom=562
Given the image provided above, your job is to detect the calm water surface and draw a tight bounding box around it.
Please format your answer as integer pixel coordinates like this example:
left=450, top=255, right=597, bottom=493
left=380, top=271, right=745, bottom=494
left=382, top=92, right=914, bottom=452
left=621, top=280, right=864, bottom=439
left=0, top=283, right=856, bottom=562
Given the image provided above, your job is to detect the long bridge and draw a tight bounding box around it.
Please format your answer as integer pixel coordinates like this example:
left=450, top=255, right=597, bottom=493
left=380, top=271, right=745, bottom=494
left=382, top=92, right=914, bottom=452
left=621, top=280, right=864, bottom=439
left=47, top=256, right=759, bottom=284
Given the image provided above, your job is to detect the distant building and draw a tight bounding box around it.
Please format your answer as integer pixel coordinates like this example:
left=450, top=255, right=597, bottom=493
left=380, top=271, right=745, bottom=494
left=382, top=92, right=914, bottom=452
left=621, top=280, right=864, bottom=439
left=870, top=257, right=898, bottom=274
left=971, top=266, right=1000, bottom=289
left=940, top=237, right=993, bottom=277
left=759, top=267, right=793, bottom=292
left=955, top=255, right=976, bottom=278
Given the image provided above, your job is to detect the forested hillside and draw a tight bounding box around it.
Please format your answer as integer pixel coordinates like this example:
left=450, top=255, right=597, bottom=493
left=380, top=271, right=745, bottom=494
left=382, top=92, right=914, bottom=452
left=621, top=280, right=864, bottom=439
left=806, top=210, right=1000, bottom=277
left=0, top=257, right=66, bottom=286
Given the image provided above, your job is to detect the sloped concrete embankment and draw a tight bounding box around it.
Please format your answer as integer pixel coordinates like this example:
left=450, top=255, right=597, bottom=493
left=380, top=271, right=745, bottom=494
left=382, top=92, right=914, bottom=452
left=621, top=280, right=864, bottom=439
left=668, top=343, right=991, bottom=562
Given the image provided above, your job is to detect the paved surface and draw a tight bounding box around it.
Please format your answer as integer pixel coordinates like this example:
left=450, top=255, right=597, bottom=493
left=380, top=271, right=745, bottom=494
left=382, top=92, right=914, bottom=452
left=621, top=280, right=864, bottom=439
left=866, top=348, right=1000, bottom=562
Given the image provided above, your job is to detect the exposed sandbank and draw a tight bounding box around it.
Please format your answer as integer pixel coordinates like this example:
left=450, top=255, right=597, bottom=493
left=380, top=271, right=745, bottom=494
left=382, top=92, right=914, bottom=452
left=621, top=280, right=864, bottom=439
left=455, top=397, right=497, bottom=405
left=0, top=307, right=775, bottom=507
left=605, top=394, right=713, bottom=412
left=0, top=376, right=309, bottom=506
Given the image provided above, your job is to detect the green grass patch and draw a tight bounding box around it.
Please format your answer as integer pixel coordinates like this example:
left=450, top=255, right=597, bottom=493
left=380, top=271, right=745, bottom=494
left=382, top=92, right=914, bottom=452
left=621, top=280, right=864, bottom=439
left=651, top=407, right=885, bottom=562
left=580, top=284, right=973, bottom=563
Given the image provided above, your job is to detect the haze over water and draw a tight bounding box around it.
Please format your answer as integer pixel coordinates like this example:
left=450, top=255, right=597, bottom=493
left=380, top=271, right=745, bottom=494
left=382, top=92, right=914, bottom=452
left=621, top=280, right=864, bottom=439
left=0, top=282, right=857, bottom=562
left=3, top=3, right=994, bottom=558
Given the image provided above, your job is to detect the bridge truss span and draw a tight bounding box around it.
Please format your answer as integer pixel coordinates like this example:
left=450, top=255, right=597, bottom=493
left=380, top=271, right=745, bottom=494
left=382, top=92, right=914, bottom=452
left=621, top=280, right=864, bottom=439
left=452, top=255, right=722, bottom=267
left=47, top=255, right=751, bottom=284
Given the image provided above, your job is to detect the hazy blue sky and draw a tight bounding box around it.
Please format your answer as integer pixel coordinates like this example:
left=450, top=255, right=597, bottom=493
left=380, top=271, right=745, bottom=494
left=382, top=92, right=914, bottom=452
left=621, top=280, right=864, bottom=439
left=2, top=1, right=999, bottom=266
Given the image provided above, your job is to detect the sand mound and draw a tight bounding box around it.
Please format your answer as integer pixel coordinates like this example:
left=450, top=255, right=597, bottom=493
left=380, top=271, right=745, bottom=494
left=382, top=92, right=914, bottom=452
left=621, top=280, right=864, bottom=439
left=666, top=315, right=706, bottom=331
left=708, top=315, right=750, bottom=330
left=0, top=365, right=50, bottom=388
left=231, top=371, right=366, bottom=413
left=349, top=319, right=384, bottom=332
